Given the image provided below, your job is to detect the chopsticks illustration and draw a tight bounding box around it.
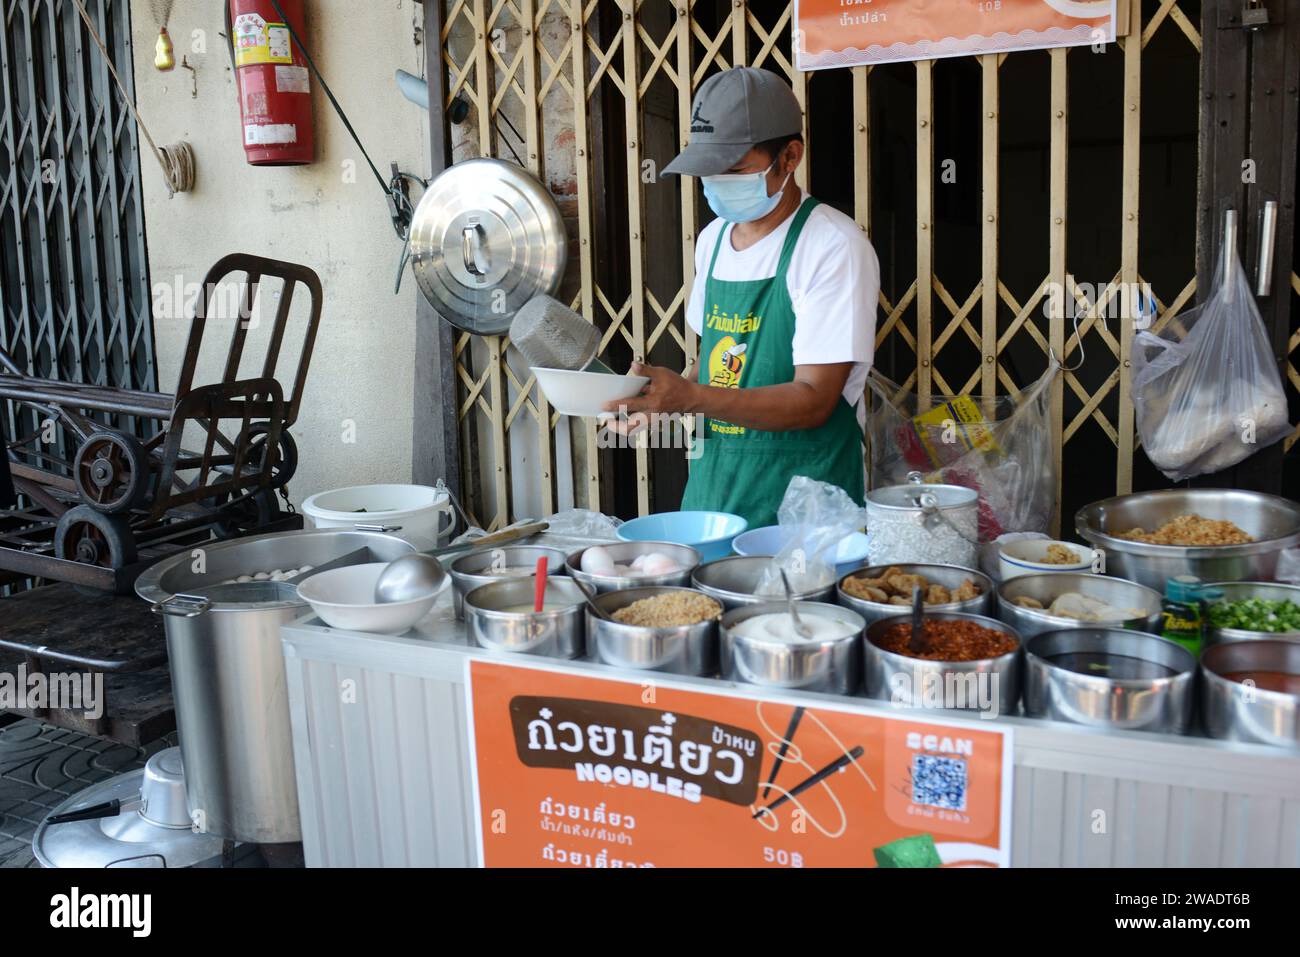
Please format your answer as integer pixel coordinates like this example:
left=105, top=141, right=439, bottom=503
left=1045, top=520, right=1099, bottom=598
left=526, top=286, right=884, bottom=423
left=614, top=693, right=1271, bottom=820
left=760, top=706, right=805, bottom=801
left=753, top=745, right=866, bottom=818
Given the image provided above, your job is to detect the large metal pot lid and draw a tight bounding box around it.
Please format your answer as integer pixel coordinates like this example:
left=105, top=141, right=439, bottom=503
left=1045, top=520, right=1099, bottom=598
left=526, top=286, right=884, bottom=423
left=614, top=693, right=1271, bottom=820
left=33, top=749, right=227, bottom=869
left=409, top=158, right=566, bottom=335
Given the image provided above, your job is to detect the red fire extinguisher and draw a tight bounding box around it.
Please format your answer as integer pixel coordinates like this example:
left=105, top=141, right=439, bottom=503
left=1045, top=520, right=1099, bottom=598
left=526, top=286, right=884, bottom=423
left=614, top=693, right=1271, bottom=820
left=229, top=0, right=314, bottom=166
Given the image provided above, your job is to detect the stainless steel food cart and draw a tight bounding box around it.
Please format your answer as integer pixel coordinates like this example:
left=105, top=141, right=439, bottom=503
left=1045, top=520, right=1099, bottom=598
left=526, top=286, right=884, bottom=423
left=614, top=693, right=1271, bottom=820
left=279, top=549, right=1300, bottom=868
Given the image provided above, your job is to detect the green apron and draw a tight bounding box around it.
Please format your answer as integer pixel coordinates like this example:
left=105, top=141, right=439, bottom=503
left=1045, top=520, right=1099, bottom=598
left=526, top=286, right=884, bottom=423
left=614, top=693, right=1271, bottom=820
left=681, top=197, right=865, bottom=528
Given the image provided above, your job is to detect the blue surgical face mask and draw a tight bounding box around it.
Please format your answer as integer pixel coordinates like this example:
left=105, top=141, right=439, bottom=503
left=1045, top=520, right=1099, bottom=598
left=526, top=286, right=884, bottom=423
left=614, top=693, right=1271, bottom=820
left=701, top=159, right=791, bottom=223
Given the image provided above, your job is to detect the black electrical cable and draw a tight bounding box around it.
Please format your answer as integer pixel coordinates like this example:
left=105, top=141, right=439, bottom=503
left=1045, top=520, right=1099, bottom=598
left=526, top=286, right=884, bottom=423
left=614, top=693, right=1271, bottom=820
left=265, top=0, right=391, bottom=197
left=225, top=1, right=421, bottom=239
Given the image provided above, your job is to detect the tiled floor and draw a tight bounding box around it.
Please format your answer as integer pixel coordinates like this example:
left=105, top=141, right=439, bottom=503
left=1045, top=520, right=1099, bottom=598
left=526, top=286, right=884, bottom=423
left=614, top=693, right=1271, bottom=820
left=0, top=718, right=175, bottom=868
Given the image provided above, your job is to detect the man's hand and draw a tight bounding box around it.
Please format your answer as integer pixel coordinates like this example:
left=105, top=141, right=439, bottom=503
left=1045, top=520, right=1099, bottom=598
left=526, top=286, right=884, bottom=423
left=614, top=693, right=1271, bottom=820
left=602, top=361, right=699, bottom=418
left=601, top=360, right=854, bottom=436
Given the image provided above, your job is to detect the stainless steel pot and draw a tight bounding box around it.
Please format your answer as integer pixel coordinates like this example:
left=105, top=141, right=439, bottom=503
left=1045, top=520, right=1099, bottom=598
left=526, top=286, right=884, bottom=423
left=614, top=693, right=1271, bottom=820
left=720, top=601, right=864, bottom=694
left=135, top=529, right=415, bottom=843
left=1202, top=581, right=1300, bottom=647
left=586, top=586, right=720, bottom=675
left=1075, top=488, right=1300, bottom=591
left=464, top=577, right=586, bottom=659
left=997, top=572, right=1163, bottom=639
left=863, top=612, right=1021, bottom=716
left=1023, top=628, right=1196, bottom=733
left=837, top=563, right=992, bottom=626
left=566, top=541, right=700, bottom=595
left=693, top=555, right=835, bottom=611
left=1201, top=640, right=1300, bottom=749
left=450, top=545, right=571, bottom=619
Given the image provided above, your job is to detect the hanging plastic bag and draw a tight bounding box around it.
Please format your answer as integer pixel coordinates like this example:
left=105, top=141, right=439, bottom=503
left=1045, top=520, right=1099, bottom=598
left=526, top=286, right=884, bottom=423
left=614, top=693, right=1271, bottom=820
left=1131, top=245, right=1290, bottom=481
left=866, top=360, right=1058, bottom=541
left=753, top=476, right=868, bottom=597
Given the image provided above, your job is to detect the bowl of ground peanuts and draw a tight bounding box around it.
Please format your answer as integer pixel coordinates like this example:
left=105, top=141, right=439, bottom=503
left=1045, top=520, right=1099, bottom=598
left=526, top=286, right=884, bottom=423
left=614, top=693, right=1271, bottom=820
left=586, top=586, right=724, bottom=676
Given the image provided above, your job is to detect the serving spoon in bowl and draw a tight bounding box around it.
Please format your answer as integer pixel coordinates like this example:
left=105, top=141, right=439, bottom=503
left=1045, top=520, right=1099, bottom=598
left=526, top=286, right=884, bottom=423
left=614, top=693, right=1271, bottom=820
left=373, top=521, right=549, bottom=604
left=780, top=569, right=815, bottom=641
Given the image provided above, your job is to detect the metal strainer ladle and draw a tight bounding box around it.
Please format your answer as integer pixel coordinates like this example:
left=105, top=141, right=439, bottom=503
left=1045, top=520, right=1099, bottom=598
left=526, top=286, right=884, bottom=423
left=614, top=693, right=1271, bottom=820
left=509, top=294, right=612, bottom=373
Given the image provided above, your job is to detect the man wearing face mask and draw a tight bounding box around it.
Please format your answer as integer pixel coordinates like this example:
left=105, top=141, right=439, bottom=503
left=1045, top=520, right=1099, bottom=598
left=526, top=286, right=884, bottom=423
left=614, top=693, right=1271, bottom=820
left=605, top=67, right=879, bottom=528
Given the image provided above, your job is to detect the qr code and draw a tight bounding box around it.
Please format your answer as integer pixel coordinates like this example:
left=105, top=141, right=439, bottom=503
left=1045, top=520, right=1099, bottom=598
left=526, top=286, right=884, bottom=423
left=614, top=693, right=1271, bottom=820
left=911, top=754, right=967, bottom=811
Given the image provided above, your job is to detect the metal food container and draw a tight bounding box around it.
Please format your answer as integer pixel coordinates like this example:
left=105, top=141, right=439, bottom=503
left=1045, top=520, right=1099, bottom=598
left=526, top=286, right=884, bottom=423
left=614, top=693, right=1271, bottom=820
left=1202, top=581, right=1300, bottom=647
left=720, top=601, right=864, bottom=694
left=865, top=480, right=980, bottom=568
left=464, top=577, right=586, bottom=659
left=585, top=586, right=720, bottom=675
left=693, top=555, right=835, bottom=611
left=837, top=563, right=992, bottom=626
left=863, top=612, right=1021, bottom=716
left=1075, top=488, right=1300, bottom=591
left=1201, top=640, right=1300, bottom=749
left=135, top=528, right=415, bottom=843
left=450, top=545, right=571, bottom=618
left=565, top=541, right=700, bottom=595
left=1023, top=628, right=1196, bottom=733
left=997, top=572, right=1163, bottom=639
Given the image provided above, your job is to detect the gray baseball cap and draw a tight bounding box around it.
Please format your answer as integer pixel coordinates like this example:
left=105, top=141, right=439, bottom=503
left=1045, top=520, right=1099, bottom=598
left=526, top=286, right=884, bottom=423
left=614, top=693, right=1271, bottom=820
left=662, top=67, right=803, bottom=177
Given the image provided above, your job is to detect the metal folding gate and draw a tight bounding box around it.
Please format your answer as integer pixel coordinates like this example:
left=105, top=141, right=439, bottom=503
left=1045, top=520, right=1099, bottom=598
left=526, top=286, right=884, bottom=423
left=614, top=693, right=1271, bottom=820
left=425, top=0, right=1296, bottom=529
left=0, top=0, right=155, bottom=476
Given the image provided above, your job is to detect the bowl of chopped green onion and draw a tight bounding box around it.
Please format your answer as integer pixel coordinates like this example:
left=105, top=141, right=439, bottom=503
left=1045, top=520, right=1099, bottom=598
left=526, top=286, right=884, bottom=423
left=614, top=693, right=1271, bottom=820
left=1203, top=582, right=1300, bottom=647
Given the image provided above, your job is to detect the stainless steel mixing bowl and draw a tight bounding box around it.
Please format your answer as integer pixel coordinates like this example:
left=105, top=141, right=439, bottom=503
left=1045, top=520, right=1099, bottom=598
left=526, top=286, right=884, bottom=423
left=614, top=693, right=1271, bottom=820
left=1075, top=488, right=1300, bottom=591
left=997, top=572, right=1163, bottom=639
left=450, top=545, right=570, bottom=619
left=565, top=541, right=700, bottom=595
left=720, top=601, right=864, bottom=694
left=1201, top=640, right=1300, bottom=749
left=1201, top=581, right=1300, bottom=647
left=837, top=563, right=992, bottom=626
left=464, top=577, right=586, bottom=659
left=586, top=586, right=720, bottom=675
left=863, top=612, right=1021, bottom=716
left=1023, top=628, right=1196, bottom=733
left=694, top=555, right=836, bottom=610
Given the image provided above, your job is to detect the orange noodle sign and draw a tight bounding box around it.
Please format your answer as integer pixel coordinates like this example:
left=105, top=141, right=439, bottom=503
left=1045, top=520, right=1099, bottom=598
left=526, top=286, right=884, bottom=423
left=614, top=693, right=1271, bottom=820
left=795, top=0, right=1116, bottom=69
left=466, top=658, right=1013, bottom=868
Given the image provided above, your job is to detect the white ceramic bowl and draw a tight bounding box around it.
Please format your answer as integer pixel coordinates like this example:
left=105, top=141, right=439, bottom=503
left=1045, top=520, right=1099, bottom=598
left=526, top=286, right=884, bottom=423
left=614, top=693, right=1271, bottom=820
left=533, top=367, right=649, bottom=418
left=999, top=539, right=1100, bottom=580
left=296, top=562, right=448, bottom=634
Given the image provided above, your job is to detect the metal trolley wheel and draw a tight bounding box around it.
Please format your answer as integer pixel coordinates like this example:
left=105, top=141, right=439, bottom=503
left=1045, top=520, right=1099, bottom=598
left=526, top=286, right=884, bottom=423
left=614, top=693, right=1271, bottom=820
left=215, top=489, right=282, bottom=540
left=241, top=422, right=298, bottom=490
left=73, top=431, right=150, bottom=514
left=54, top=505, right=138, bottom=569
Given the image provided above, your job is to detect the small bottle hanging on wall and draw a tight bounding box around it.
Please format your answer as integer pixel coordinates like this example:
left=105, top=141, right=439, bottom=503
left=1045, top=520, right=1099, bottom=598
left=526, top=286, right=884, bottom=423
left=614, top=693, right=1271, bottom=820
left=152, top=0, right=175, bottom=72
left=154, top=26, right=175, bottom=72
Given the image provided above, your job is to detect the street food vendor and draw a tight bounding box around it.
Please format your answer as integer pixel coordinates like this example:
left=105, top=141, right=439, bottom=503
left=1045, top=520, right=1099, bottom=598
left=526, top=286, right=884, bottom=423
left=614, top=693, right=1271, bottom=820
left=605, top=67, right=879, bottom=528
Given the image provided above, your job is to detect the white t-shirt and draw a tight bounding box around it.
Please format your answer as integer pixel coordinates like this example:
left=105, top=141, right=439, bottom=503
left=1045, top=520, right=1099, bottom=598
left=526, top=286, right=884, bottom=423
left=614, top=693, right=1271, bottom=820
left=686, top=192, right=879, bottom=419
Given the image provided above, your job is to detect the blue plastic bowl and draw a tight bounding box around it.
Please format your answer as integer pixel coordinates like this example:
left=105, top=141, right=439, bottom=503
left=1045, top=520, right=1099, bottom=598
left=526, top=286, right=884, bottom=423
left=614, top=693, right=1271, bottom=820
left=731, top=525, right=871, bottom=579
left=617, top=511, right=748, bottom=562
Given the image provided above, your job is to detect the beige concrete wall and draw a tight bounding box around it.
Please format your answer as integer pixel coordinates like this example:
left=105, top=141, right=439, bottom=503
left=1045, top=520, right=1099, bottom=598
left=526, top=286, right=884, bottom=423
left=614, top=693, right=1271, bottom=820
left=130, top=0, right=428, bottom=504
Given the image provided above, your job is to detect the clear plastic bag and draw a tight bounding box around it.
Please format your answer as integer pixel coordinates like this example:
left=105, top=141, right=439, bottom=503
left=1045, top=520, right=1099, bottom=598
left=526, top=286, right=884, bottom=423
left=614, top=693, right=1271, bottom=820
left=450, top=509, right=622, bottom=546
left=866, top=360, right=1058, bottom=541
left=754, top=476, right=868, bottom=596
left=1275, top=547, right=1300, bottom=586
left=1132, top=247, right=1290, bottom=481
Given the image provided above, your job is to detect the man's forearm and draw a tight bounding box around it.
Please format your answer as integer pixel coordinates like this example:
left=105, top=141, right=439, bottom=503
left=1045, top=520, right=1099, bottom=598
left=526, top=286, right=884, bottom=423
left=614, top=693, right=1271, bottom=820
left=689, top=380, right=838, bottom=431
